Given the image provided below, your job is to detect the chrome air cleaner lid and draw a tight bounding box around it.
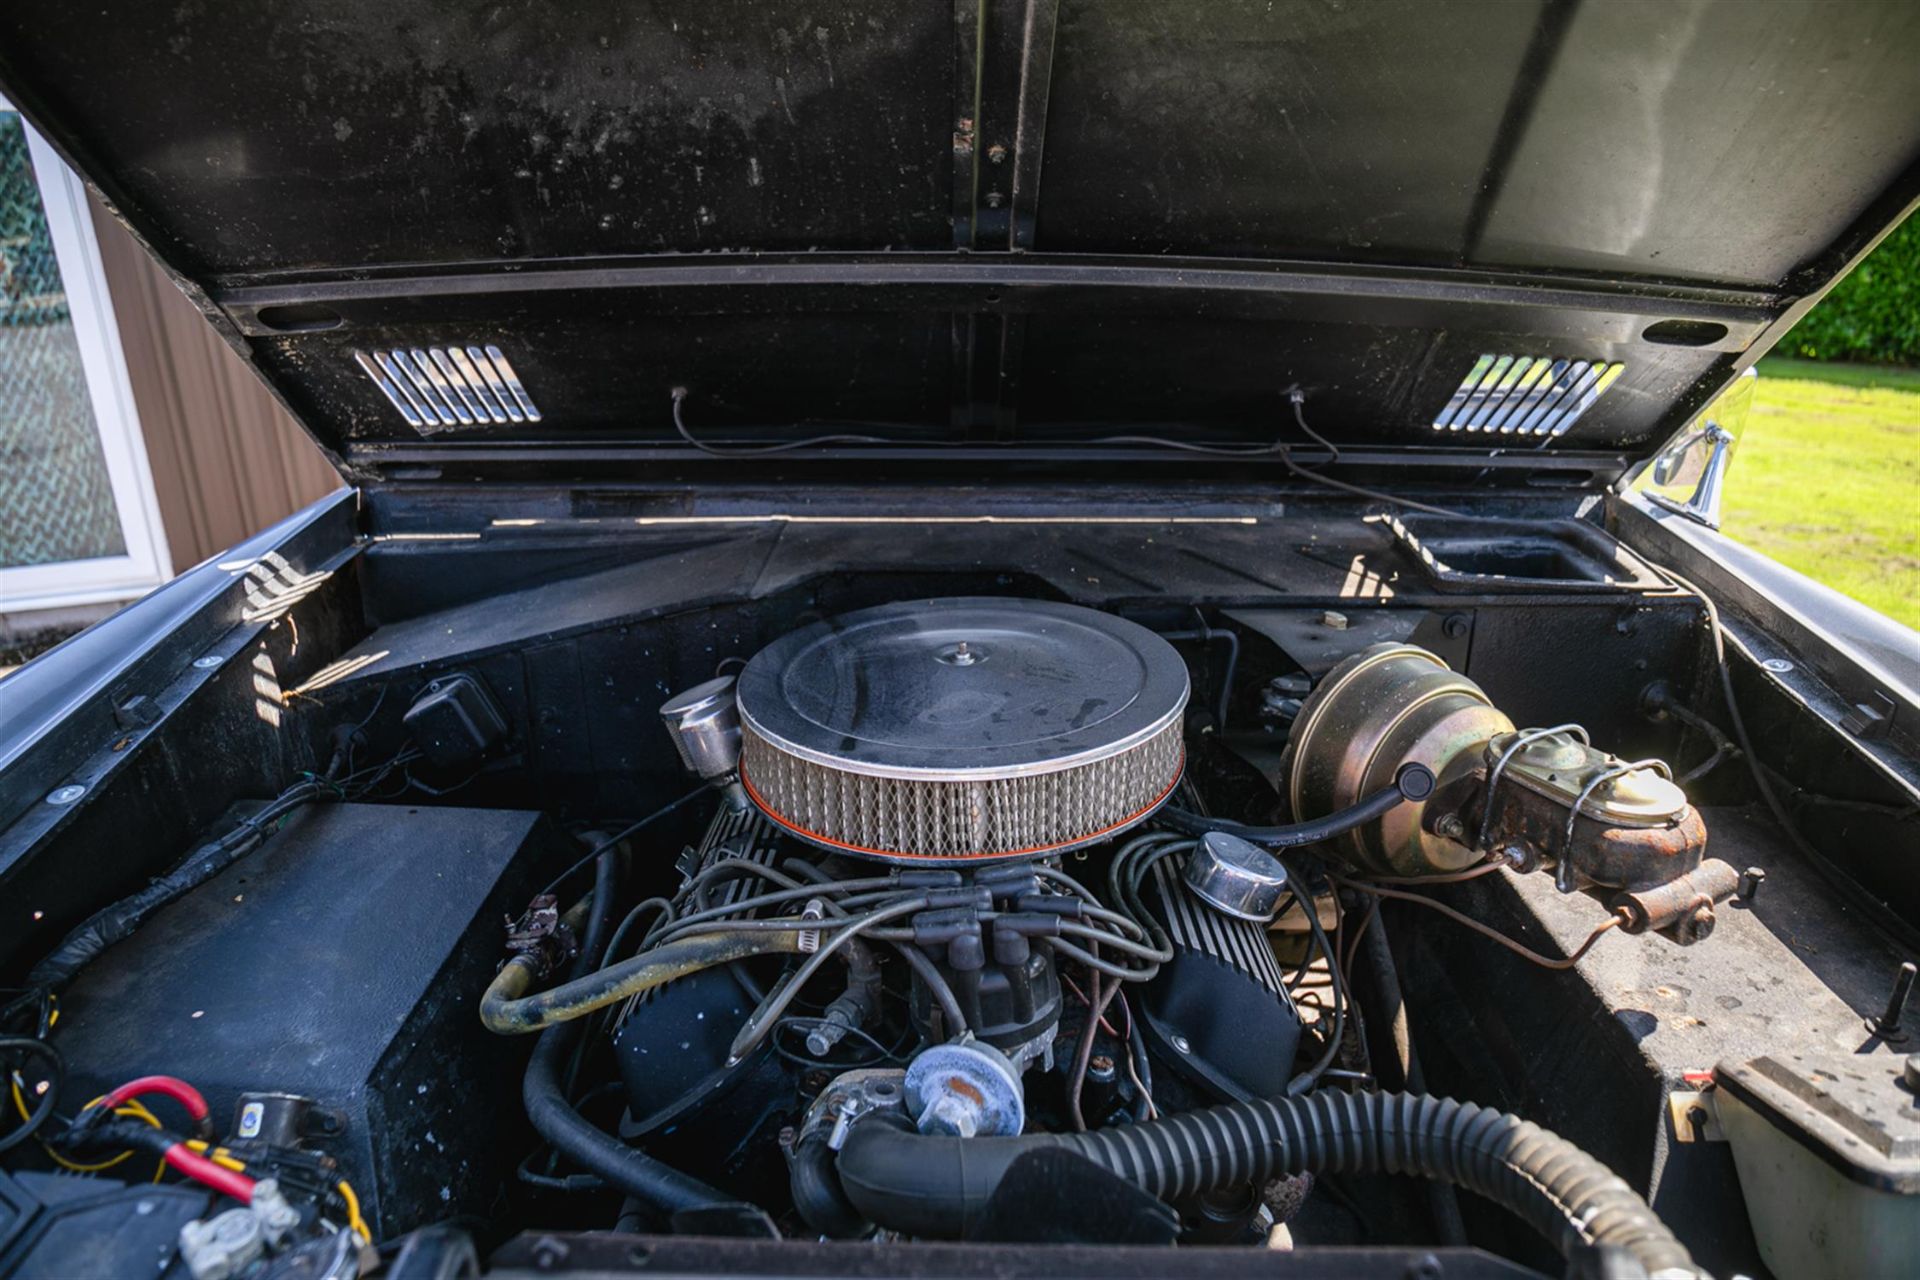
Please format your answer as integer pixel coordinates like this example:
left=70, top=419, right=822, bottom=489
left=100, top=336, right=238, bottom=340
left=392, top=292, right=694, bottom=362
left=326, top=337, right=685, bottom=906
left=735, top=598, right=1188, bottom=862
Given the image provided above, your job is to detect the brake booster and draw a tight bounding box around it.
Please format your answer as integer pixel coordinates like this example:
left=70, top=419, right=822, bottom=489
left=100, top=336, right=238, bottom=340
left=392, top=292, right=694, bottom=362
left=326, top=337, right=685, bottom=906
left=1282, top=644, right=1734, bottom=942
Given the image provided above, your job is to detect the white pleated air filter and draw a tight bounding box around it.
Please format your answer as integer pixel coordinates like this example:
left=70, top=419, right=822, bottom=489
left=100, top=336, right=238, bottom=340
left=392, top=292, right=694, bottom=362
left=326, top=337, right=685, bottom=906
left=735, top=599, right=1189, bottom=863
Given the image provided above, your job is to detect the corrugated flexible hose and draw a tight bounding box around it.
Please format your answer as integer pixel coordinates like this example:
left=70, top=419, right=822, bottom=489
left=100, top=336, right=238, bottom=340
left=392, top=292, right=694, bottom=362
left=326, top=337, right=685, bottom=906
left=833, top=1090, right=1702, bottom=1277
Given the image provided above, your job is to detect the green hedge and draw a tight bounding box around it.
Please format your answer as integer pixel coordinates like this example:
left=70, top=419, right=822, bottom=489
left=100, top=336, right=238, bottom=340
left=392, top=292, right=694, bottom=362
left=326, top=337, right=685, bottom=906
left=1785, top=214, right=1920, bottom=365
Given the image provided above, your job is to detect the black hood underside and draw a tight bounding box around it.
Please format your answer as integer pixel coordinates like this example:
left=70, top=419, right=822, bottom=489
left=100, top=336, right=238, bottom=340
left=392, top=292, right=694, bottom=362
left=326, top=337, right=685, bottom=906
left=2, top=0, right=1917, bottom=489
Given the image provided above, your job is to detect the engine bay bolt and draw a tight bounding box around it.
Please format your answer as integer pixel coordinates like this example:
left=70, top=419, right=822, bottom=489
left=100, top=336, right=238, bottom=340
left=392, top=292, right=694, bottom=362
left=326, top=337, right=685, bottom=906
left=192, top=654, right=223, bottom=669
left=1869, top=962, right=1917, bottom=1043
left=530, top=1236, right=570, bottom=1270
left=1321, top=610, right=1349, bottom=630
left=1442, top=613, right=1471, bottom=639
left=45, top=784, right=86, bottom=806
left=1433, top=813, right=1467, bottom=842
left=1170, top=1034, right=1191, bottom=1054
left=1496, top=841, right=1538, bottom=873
left=1675, top=902, right=1716, bottom=945
left=1737, top=867, right=1766, bottom=901
left=1760, top=657, right=1794, bottom=674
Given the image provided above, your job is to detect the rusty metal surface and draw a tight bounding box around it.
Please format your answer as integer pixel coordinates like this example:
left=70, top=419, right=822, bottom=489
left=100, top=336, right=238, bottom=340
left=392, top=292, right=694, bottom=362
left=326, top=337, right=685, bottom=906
left=1399, top=805, right=1915, bottom=1278
left=1479, top=774, right=1707, bottom=892
left=1482, top=805, right=1912, bottom=1080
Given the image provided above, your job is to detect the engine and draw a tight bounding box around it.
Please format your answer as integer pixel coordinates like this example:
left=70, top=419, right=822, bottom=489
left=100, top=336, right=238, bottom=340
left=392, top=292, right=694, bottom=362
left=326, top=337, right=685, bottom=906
left=7, top=595, right=1738, bottom=1274
left=490, top=597, right=1727, bottom=1246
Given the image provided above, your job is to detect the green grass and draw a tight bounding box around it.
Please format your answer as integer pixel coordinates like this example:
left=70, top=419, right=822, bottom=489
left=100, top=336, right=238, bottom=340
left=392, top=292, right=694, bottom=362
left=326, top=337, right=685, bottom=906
left=1716, top=357, right=1920, bottom=629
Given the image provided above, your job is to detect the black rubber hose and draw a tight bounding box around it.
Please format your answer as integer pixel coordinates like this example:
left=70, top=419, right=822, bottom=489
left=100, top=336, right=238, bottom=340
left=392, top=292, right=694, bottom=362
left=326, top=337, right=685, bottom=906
left=1160, top=626, right=1239, bottom=731
left=0, top=1036, right=63, bottom=1154
left=24, top=784, right=323, bottom=992
left=482, top=930, right=805, bottom=1033
left=574, top=837, right=622, bottom=977
left=1158, top=763, right=1434, bottom=847
left=1359, top=917, right=1469, bottom=1248
left=521, top=852, right=730, bottom=1217
left=834, top=1091, right=1699, bottom=1277
left=790, top=1133, right=869, bottom=1238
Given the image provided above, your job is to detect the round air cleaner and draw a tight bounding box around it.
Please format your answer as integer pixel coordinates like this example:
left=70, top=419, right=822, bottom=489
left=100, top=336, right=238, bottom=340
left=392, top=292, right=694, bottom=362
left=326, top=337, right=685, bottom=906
left=735, top=598, right=1189, bottom=862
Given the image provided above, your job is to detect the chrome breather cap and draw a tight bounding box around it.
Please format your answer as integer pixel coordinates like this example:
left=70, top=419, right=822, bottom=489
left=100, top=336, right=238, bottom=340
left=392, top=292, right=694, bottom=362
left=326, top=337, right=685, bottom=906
left=659, top=674, right=742, bottom=783
left=1184, top=830, right=1291, bottom=922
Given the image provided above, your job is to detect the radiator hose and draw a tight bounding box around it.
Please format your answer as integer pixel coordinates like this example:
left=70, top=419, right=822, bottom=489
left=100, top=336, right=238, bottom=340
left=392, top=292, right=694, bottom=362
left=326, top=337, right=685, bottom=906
left=833, top=1090, right=1701, bottom=1277
left=481, top=930, right=805, bottom=1034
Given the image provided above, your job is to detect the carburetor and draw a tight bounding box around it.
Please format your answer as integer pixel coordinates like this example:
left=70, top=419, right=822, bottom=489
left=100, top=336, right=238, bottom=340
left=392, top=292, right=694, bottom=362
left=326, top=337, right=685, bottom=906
left=1282, top=644, right=1734, bottom=943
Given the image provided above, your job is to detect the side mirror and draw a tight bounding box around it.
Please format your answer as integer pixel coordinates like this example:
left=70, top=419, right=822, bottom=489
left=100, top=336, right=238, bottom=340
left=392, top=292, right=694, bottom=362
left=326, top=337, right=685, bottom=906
left=1638, top=368, right=1755, bottom=530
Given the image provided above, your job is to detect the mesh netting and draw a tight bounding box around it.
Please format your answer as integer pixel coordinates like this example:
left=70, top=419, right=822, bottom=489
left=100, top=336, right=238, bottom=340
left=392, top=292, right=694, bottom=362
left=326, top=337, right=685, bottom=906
left=0, top=113, right=125, bottom=570
left=740, top=719, right=1183, bottom=860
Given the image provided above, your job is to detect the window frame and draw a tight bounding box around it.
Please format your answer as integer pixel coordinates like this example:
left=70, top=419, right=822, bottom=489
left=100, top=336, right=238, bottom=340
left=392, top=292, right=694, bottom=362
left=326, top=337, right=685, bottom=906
left=0, top=97, right=171, bottom=613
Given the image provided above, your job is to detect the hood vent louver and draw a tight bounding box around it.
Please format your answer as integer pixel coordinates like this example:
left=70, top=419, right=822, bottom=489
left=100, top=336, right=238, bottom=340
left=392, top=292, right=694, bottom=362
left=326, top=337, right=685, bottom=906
left=354, top=345, right=541, bottom=431
left=1432, top=354, right=1624, bottom=437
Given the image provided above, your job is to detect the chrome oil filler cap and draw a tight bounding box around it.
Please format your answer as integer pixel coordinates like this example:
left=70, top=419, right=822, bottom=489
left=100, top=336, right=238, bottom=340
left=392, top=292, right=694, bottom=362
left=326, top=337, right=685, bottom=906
left=1183, top=830, right=1290, bottom=922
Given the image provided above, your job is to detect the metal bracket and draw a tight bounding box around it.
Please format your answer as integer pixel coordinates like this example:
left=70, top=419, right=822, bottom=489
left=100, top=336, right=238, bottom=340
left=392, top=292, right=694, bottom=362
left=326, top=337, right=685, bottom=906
left=1647, top=421, right=1736, bottom=529
left=1841, top=690, right=1895, bottom=741
left=1668, top=1088, right=1726, bottom=1143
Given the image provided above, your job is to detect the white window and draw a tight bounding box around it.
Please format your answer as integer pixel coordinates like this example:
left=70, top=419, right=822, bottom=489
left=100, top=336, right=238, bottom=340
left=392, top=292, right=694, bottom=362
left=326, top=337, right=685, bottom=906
left=0, top=98, right=170, bottom=612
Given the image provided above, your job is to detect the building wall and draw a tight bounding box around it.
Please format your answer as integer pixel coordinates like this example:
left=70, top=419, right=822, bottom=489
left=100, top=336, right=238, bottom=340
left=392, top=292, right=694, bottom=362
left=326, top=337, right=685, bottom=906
left=87, top=195, right=340, bottom=574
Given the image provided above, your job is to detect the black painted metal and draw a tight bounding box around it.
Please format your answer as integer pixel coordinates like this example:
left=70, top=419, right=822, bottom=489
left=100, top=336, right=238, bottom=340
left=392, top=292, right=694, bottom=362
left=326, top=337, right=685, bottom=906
left=0, top=491, right=359, bottom=840
left=484, top=1231, right=1547, bottom=1277
left=0, top=1, right=1913, bottom=484
left=49, top=803, right=563, bottom=1238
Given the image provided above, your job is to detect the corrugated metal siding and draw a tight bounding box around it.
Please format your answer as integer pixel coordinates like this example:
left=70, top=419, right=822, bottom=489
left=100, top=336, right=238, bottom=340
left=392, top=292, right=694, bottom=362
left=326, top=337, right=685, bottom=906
left=88, top=195, right=341, bottom=574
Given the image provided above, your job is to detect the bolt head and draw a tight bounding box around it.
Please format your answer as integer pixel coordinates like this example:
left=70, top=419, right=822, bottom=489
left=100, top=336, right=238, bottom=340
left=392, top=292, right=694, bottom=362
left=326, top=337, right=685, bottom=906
left=46, top=784, right=86, bottom=806
left=1497, top=841, right=1538, bottom=873
left=192, top=654, right=223, bottom=669
left=1170, top=1034, right=1191, bottom=1054
left=1678, top=903, right=1716, bottom=944
left=1760, top=658, right=1794, bottom=674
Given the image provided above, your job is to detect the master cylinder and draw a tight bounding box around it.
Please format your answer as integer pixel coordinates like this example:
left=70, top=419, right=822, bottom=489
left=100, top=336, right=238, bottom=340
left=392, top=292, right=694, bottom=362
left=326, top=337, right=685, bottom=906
left=1281, top=644, right=1730, bottom=940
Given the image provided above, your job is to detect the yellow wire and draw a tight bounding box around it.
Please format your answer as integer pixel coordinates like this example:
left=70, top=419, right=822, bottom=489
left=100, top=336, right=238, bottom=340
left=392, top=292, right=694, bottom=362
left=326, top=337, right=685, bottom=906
left=7, top=1078, right=166, bottom=1175
left=337, top=1179, right=371, bottom=1243
left=184, top=1139, right=251, bottom=1173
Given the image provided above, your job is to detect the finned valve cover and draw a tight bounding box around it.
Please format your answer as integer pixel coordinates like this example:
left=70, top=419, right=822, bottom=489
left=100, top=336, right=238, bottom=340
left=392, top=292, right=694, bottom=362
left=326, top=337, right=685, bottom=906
left=735, top=598, right=1188, bottom=863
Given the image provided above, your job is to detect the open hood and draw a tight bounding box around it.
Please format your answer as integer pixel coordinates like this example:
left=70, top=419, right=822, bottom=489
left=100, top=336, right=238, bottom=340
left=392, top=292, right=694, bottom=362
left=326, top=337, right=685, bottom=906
left=3, top=0, right=1917, bottom=491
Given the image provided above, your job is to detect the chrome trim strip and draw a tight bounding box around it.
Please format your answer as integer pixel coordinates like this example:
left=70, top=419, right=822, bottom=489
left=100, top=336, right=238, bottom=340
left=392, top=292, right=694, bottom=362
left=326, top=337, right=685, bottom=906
left=356, top=344, right=543, bottom=428
left=353, top=350, right=422, bottom=427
